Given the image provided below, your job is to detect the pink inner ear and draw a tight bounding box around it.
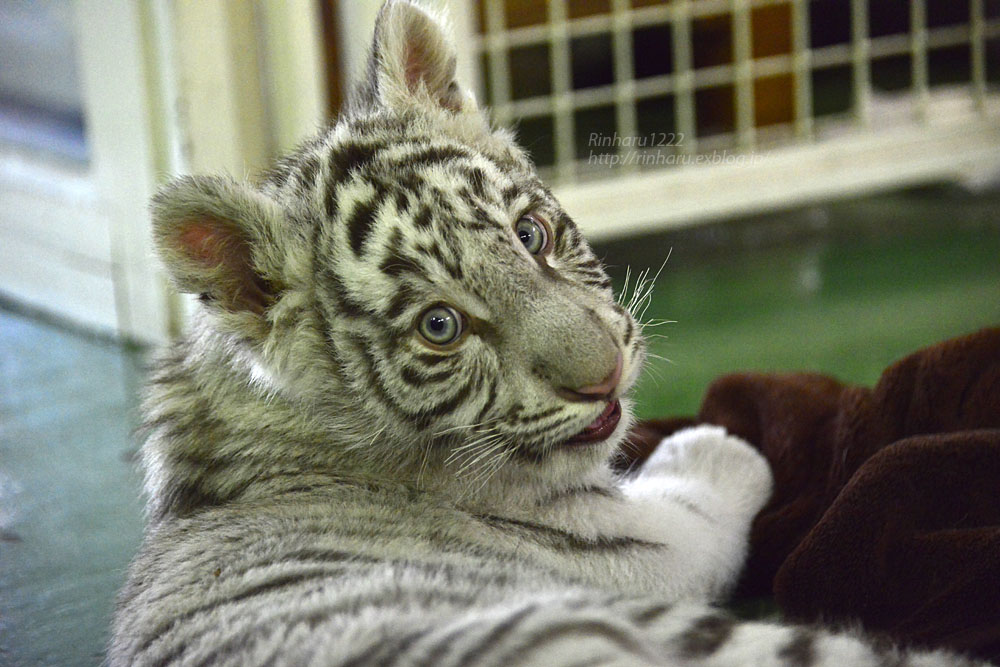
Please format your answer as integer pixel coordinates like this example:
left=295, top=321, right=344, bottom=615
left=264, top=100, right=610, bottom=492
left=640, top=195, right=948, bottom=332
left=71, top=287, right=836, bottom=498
left=403, top=40, right=461, bottom=112
left=175, top=217, right=274, bottom=314
left=179, top=220, right=227, bottom=267
left=404, top=42, right=428, bottom=92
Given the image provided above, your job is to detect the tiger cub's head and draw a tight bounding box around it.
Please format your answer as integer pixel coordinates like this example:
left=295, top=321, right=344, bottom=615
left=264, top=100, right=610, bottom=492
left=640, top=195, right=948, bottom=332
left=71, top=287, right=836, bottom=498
left=151, top=0, right=646, bottom=498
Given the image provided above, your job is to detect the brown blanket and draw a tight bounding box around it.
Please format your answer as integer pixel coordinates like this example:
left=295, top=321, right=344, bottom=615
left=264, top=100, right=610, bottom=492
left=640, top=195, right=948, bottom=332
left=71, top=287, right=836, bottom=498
left=623, top=327, right=1000, bottom=662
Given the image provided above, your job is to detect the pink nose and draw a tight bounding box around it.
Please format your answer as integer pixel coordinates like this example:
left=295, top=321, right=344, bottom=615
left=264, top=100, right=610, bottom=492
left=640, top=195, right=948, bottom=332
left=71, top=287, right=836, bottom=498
left=558, top=352, right=623, bottom=402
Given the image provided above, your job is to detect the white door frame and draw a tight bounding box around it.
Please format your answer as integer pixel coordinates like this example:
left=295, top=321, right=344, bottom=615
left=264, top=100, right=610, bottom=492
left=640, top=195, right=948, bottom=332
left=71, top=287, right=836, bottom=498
left=0, top=1, right=328, bottom=343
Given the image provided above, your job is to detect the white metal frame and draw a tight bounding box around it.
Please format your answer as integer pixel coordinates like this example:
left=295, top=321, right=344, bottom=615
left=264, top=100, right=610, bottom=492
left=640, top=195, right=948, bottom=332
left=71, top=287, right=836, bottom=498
left=0, top=2, right=173, bottom=340
left=469, top=0, right=1000, bottom=239
left=0, top=0, right=327, bottom=342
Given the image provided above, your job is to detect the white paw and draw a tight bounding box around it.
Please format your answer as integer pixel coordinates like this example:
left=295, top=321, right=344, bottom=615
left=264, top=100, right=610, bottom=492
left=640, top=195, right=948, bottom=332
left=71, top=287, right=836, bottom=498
left=640, top=425, right=773, bottom=514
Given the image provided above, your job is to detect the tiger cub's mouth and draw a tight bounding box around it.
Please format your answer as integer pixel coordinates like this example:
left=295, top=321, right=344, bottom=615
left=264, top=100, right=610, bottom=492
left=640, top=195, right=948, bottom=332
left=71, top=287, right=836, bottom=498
left=563, top=400, right=621, bottom=447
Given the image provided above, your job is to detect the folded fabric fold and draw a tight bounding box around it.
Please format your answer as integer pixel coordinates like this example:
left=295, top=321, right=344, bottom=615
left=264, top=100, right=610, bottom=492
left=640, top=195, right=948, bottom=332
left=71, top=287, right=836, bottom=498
left=624, top=327, right=1000, bottom=661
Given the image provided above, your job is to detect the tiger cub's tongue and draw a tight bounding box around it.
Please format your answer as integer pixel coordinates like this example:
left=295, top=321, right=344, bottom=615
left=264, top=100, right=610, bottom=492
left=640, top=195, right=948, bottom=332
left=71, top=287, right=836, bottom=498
left=565, top=400, right=621, bottom=446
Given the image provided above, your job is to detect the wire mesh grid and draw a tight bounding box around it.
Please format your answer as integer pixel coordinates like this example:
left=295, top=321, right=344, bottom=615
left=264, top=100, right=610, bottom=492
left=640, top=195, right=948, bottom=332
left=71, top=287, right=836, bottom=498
left=473, top=0, right=1000, bottom=184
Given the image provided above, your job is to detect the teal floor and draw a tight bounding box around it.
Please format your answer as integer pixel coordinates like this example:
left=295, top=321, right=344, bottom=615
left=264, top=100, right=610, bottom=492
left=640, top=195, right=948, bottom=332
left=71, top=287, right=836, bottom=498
left=594, top=185, right=1000, bottom=418
left=1, top=185, right=999, bottom=665
left=0, top=311, right=146, bottom=666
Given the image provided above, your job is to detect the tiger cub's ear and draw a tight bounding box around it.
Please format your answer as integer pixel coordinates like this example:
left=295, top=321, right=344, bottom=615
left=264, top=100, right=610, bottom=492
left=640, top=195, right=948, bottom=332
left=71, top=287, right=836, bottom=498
left=364, top=0, right=475, bottom=113
left=151, top=176, right=288, bottom=316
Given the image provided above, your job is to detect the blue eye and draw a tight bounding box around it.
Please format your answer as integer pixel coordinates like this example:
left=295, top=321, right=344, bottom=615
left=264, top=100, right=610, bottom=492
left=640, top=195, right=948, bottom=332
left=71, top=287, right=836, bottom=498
left=516, top=215, right=549, bottom=255
left=418, top=306, right=463, bottom=345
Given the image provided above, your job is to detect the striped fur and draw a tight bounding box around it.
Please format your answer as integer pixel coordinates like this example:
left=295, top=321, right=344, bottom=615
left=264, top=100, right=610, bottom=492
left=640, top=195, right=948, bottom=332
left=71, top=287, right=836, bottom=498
left=110, top=2, right=992, bottom=665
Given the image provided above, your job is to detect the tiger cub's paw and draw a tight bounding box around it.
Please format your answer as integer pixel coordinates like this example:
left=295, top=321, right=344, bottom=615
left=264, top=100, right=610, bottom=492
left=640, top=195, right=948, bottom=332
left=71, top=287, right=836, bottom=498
left=640, top=425, right=773, bottom=514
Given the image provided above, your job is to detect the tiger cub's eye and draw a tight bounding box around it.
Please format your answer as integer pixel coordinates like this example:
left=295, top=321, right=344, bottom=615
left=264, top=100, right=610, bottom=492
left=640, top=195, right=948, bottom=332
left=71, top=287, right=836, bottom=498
left=516, top=215, right=550, bottom=255
left=418, top=306, right=463, bottom=346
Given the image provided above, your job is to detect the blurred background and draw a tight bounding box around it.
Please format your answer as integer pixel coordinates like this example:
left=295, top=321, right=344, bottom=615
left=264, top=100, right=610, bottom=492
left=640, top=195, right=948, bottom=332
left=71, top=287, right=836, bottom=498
left=1, top=1, right=999, bottom=664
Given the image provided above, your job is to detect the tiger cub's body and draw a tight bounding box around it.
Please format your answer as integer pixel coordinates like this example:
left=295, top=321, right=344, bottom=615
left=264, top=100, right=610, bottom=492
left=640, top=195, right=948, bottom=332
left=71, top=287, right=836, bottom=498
left=110, top=2, right=988, bottom=665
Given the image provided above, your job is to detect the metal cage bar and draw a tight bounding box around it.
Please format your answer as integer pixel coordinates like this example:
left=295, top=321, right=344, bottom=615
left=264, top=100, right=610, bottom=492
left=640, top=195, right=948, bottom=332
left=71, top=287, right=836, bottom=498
left=547, top=0, right=575, bottom=181
left=610, top=0, right=639, bottom=173
left=672, top=0, right=697, bottom=156
left=971, top=0, right=987, bottom=111
left=911, top=0, right=930, bottom=121
left=791, top=0, right=813, bottom=140
left=483, top=1, right=512, bottom=127
left=851, top=0, right=871, bottom=126
left=483, top=20, right=998, bottom=123
left=732, top=0, right=755, bottom=149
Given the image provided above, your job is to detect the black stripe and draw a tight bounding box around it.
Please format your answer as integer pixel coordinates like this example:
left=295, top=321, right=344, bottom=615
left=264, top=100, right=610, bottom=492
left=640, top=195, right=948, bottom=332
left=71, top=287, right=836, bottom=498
left=264, top=163, right=292, bottom=188
left=430, top=187, right=457, bottom=217
left=340, top=628, right=429, bottom=667
left=537, top=484, right=618, bottom=506
left=412, top=204, right=433, bottom=230
left=632, top=603, right=674, bottom=625
left=678, top=612, right=735, bottom=657
left=347, top=193, right=383, bottom=257
left=133, top=534, right=382, bottom=614
left=458, top=186, right=477, bottom=210
left=319, top=269, right=367, bottom=318
left=347, top=333, right=458, bottom=428
left=448, top=603, right=539, bottom=666
left=474, top=376, right=498, bottom=423
left=513, top=405, right=562, bottom=425
left=172, top=585, right=458, bottom=667
left=381, top=225, right=428, bottom=280
left=666, top=494, right=714, bottom=521
left=501, top=618, right=648, bottom=664
left=415, top=379, right=475, bottom=428
left=327, top=141, right=381, bottom=188
left=278, top=548, right=381, bottom=568
left=324, top=179, right=339, bottom=219
left=779, top=628, right=818, bottom=666
left=582, top=277, right=613, bottom=290
left=565, top=659, right=612, bottom=667
left=466, top=166, right=488, bottom=200
left=297, top=154, right=321, bottom=188
left=565, top=225, right=583, bottom=253
left=554, top=217, right=571, bottom=255
left=400, top=364, right=454, bottom=387
left=420, top=241, right=463, bottom=281
left=394, top=189, right=411, bottom=215
left=573, top=266, right=610, bottom=281
left=397, top=170, right=424, bottom=194
left=347, top=333, right=415, bottom=422
left=501, top=184, right=520, bottom=206
left=623, top=316, right=634, bottom=346
left=157, top=478, right=228, bottom=520
left=384, top=283, right=417, bottom=321
left=474, top=513, right=662, bottom=553
left=411, top=621, right=474, bottom=667
left=180, top=561, right=379, bottom=663
left=380, top=248, right=428, bottom=281
left=515, top=414, right=575, bottom=441
left=395, top=145, right=471, bottom=170
left=137, top=570, right=337, bottom=659
left=414, top=352, right=452, bottom=366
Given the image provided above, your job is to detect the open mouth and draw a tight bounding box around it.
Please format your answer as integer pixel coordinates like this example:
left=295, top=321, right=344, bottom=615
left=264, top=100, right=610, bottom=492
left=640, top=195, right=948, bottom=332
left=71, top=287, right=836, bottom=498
left=563, top=400, right=621, bottom=446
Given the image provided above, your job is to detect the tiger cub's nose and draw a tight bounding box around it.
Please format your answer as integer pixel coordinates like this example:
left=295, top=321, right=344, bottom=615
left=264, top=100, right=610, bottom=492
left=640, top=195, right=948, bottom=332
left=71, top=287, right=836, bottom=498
left=557, top=351, right=623, bottom=402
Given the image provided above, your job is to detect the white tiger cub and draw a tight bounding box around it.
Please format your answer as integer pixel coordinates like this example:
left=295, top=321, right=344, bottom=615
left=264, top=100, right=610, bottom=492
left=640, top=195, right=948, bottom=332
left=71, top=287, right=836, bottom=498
left=109, top=2, right=988, bottom=665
